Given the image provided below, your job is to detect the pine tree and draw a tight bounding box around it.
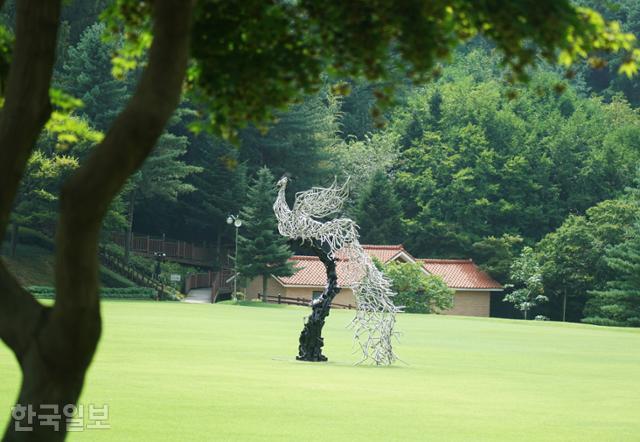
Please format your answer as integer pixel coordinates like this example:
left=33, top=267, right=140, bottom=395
left=585, top=221, right=640, bottom=327
left=123, top=112, right=202, bottom=260
left=56, top=22, right=130, bottom=131
left=60, top=0, right=111, bottom=45
left=237, top=167, right=294, bottom=301
left=355, top=170, right=404, bottom=244
left=179, top=127, right=247, bottom=256
left=240, top=89, right=340, bottom=193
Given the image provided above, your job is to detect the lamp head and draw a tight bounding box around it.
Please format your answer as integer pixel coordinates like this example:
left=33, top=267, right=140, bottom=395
left=234, top=218, right=242, bottom=228
left=226, top=216, right=233, bottom=225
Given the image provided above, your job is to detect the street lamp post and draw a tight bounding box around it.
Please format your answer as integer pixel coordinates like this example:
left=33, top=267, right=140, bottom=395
left=226, top=214, right=242, bottom=299
left=153, top=251, right=166, bottom=301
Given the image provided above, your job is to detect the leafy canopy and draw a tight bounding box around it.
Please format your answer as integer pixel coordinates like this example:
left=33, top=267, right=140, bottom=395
left=102, top=0, right=640, bottom=137
left=537, top=196, right=640, bottom=321
left=390, top=50, right=640, bottom=258
left=12, top=151, right=79, bottom=229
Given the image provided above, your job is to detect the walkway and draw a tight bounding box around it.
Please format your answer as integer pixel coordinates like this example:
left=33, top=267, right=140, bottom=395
left=183, top=288, right=212, bottom=304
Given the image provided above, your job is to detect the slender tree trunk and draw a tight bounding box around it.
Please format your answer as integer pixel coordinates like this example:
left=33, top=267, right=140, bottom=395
left=125, top=192, right=135, bottom=262
left=261, top=274, right=268, bottom=302
left=524, top=308, right=528, bottom=320
left=215, top=230, right=221, bottom=271
left=296, top=242, right=341, bottom=362
left=10, top=222, right=18, bottom=257
left=562, top=290, right=567, bottom=322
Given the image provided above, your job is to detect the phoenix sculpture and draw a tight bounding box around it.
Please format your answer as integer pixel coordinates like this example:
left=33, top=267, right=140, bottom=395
left=274, top=176, right=400, bottom=365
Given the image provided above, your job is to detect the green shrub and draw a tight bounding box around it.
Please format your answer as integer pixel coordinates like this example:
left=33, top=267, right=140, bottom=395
left=582, top=316, right=629, bottom=327
left=27, top=286, right=160, bottom=300
left=383, top=261, right=454, bottom=314
left=101, top=242, right=125, bottom=258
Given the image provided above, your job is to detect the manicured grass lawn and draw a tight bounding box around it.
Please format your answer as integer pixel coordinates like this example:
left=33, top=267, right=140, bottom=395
left=2, top=301, right=639, bottom=441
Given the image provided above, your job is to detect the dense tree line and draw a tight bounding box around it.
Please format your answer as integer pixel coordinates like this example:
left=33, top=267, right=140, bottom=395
left=2, top=1, right=640, bottom=325
left=351, top=48, right=640, bottom=324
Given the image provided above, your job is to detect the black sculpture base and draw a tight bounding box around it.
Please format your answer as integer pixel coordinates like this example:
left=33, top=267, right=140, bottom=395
left=296, top=242, right=340, bottom=362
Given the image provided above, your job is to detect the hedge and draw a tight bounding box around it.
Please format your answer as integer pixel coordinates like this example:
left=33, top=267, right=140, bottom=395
left=26, top=286, right=166, bottom=300
left=5, top=227, right=56, bottom=251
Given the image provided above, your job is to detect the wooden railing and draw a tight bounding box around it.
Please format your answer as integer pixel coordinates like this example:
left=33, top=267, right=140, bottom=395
left=110, top=233, right=216, bottom=266
left=211, top=272, right=221, bottom=303
left=211, top=268, right=234, bottom=302
left=99, top=247, right=181, bottom=301
left=257, top=294, right=354, bottom=310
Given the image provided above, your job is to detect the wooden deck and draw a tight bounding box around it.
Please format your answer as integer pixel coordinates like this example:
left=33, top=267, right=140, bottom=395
left=111, top=233, right=217, bottom=267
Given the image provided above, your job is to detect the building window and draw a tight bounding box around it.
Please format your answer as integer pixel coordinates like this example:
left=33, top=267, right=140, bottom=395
left=312, top=291, right=323, bottom=300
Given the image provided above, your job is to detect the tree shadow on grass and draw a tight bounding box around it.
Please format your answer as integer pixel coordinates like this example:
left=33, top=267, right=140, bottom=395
left=217, top=300, right=290, bottom=309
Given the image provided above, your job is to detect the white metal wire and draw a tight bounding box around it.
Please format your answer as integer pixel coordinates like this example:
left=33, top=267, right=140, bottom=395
left=274, top=176, right=401, bottom=365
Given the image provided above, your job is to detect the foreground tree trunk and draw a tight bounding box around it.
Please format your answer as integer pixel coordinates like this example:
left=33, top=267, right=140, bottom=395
left=296, top=242, right=341, bottom=362
left=0, top=1, right=195, bottom=440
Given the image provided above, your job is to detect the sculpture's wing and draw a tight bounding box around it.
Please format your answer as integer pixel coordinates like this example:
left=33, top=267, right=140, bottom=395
left=292, top=177, right=349, bottom=219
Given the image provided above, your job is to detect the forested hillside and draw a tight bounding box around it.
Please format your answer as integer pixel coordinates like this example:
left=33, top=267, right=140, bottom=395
left=1, top=0, right=639, bottom=324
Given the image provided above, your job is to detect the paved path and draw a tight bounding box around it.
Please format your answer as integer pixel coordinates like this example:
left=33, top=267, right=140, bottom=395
left=183, top=288, right=211, bottom=304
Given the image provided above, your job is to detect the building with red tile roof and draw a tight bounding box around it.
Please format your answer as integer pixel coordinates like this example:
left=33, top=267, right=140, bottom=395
left=245, top=244, right=503, bottom=317
left=277, top=245, right=417, bottom=288
left=419, top=259, right=503, bottom=290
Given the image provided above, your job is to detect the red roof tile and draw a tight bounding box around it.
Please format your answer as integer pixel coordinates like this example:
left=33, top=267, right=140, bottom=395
left=277, top=256, right=331, bottom=287
left=361, top=245, right=410, bottom=263
left=275, top=246, right=502, bottom=291
left=278, top=255, right=364, bottom=287
left=419, top=259, right=503, bottom=290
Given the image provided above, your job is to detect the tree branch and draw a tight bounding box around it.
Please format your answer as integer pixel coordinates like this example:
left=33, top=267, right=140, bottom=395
left=0, top=0, right=61, bottom=357
left=0, top=0, right=61, bottom=235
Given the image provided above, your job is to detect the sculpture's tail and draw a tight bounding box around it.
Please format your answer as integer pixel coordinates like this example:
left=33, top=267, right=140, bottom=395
left=342, top=243, right=402, bottom=365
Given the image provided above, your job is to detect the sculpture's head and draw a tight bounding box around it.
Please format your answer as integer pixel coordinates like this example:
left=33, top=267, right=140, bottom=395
left=276, top=175, right=289, bottom=188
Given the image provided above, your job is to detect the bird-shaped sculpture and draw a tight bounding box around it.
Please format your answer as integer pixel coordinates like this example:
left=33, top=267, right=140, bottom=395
left=274, top=176, right=400, bottom=365
left=292, top=177, right=349, bottom=217
left=274, top=176, right=358, bottom=253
